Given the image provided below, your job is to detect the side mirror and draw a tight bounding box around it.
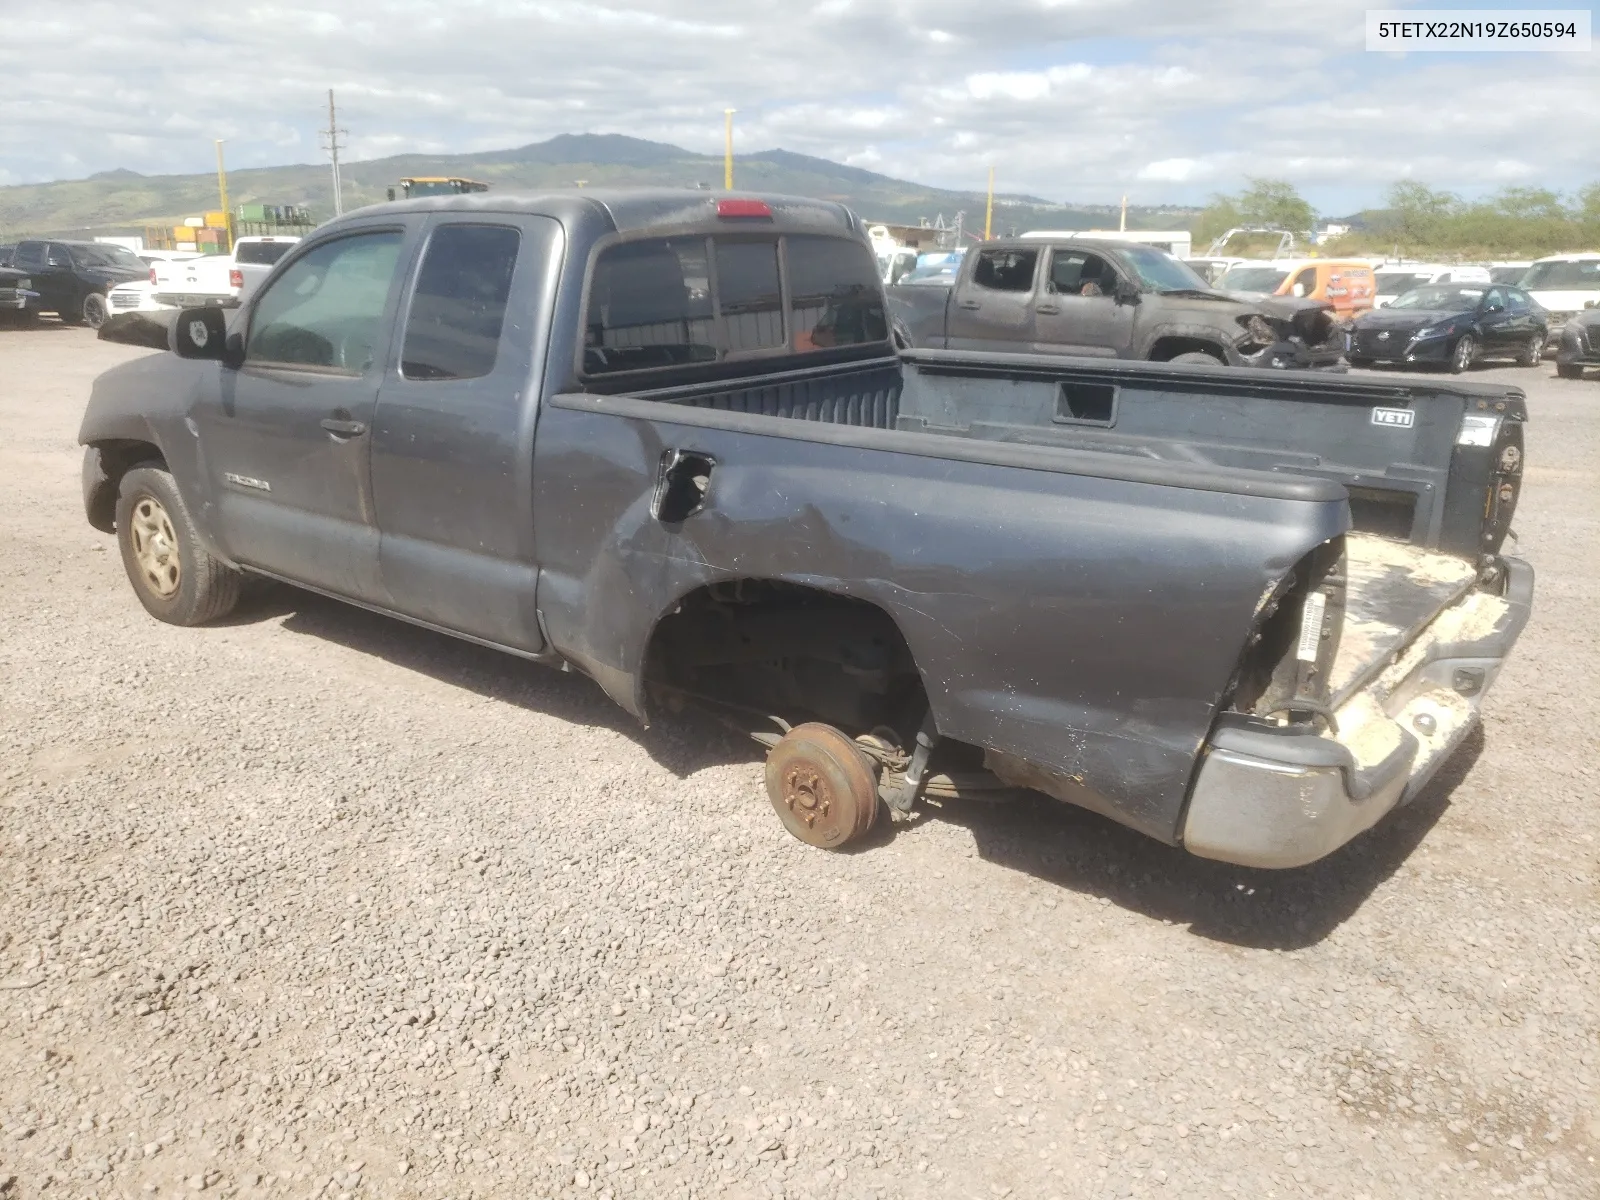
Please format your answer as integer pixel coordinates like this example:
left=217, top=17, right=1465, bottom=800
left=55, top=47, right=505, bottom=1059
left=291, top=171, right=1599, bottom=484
left=170, top=306, right=242, bottom=365
left=1484, top=303, right=1504, bottom=314
left=386, top=187, right=397, bottom=202
left=1114, top=280, right=1140, bottom=304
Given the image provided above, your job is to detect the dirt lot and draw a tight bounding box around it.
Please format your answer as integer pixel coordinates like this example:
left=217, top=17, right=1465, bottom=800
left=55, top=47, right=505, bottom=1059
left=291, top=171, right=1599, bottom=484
left=1, top=324, right=1597, bottom=1200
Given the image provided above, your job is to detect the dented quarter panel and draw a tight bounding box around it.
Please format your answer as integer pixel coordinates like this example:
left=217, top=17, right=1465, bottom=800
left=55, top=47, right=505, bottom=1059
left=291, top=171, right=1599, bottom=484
left=531, top=394, right=1348, bottom=843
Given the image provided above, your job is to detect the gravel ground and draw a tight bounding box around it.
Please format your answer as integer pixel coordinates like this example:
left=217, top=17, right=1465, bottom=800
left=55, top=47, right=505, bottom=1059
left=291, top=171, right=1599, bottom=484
left=1, top=324, right=1597, bottom=1200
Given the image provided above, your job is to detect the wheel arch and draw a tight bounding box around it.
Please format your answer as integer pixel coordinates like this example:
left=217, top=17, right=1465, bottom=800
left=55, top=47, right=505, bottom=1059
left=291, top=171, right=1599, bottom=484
left=83, top=437, right=168, bottom=533
left=632, top=576, right=930, bottom=738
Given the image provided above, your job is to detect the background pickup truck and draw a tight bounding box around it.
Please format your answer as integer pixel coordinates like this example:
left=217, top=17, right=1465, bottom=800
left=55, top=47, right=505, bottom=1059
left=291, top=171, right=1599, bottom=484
left=149, top=235, right=300, bottom=309
left=81, top=189, right=1531, bottom=869
left=888, top=236, right=1345, bottom=369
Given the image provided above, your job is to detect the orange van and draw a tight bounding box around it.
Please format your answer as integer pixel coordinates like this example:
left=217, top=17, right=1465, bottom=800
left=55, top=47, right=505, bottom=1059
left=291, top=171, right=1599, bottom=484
left=1276, top=260, right=1376, bottom=317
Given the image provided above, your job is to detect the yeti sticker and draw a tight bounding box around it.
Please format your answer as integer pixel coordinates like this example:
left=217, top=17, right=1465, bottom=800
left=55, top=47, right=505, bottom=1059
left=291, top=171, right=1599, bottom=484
left=1371, top=407, right=1415, bottom=428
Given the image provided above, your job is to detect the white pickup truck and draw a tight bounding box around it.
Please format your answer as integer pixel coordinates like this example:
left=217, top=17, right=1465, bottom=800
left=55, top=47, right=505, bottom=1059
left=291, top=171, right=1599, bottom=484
left=148, top=235, right=299, bottom=309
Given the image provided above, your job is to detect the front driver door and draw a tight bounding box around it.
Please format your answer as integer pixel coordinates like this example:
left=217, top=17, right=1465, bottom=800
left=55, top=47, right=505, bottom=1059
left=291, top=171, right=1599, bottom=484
left=1030, top=248, right=1136, bottom=356
left=1478, top=286, right=1514, bottom=353
left=193, top=224, right=413, bottom=601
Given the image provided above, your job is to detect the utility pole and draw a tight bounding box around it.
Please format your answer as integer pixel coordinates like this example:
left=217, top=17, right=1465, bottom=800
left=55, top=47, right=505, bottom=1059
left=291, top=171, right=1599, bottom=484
left=214, top=139, right=232, bottom=252
left=984, top=167, right=994, bottom=241
left=723, top=110, right=736, bottom=190
left=321, top=89, right=347, bottom=217
left=1120, top=194, right=1127, bottom=232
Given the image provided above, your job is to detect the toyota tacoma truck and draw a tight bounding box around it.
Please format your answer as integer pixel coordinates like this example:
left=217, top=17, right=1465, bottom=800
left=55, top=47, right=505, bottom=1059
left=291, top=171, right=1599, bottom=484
left=79, top=189, right=1532, bottom=869
left=888, top=236, right=1346, bottom=369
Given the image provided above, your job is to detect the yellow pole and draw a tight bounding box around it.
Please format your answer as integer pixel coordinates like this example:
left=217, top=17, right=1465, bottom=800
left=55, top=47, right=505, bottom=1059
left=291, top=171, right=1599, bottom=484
left=1120, top=194, right=1127, bottom=232
left=215, top=139, right=231, bottom=252
left=724, top=110, right=736, bottom=190
left=984, top=167, right=994, bottom=241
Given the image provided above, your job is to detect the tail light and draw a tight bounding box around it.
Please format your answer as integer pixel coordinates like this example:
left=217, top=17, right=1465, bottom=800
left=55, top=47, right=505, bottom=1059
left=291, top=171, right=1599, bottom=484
left=228, top=268, right=244, bottom=290
left=149, top=267, right=158, bottom=285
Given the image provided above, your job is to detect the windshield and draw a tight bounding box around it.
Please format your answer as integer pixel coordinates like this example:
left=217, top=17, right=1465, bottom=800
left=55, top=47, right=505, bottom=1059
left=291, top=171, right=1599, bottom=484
left=1216, top=265, right=1288, bottom=293
left=1121, top=245, right=1207, bottom=291
left=1377, top=272, right=1430, bottom=295
left=74, top=245, right=145, bottom=270
left=1488, top=266, right=1528, bottom=285
left=1387, top=285, right=1482, bottom=311
left=1522, top=260, right=1600, bottom=291
left=235, top=241, right=295, bottom=266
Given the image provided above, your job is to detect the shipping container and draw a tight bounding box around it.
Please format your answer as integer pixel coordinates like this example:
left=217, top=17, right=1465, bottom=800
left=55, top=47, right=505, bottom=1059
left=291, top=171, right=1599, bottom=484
left=174, top=226, right=197, bottom=242
left=204, top=211, right=227, bottom=228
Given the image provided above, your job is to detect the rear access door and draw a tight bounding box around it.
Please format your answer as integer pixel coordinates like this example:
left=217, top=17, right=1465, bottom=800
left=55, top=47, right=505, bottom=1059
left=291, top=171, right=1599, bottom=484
left=368, top=213, right=563, bottom=652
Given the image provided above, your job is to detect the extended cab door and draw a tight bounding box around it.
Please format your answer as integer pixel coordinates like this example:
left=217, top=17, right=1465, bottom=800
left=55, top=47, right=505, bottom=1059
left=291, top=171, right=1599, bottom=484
left=192, top=222, right=414, bottom=600
left=369, top=215, right=562, bottom=652
left=1029, top=246, right=1137, bottom=357
left=944, top=246, right=1040, bottom=350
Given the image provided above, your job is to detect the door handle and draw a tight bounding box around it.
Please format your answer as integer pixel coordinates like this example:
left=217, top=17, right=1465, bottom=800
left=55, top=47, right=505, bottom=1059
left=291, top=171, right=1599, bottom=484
left=651, top=449, right=715, bottom=523
left=320, top=418, right=367, bottom=437
left=1034, top=304, right=1061, bottom=314
left=957, top=299, right=981, bottom=310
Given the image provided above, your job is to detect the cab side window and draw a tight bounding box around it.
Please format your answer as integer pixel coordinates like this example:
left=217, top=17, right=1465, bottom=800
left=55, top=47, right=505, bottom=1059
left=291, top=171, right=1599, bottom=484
left=401, top=225, right=521, bottom=381
left=1049, top=251, right=1115, bottom=298
left=11, top=242, right=45, bottom=271
left=1484, top=287, right=1507, bottom=311
left=972, top=248, right=1038, bottom=293
left=248, top=231, right=404, bottom=372
left=1291, top=268, right=1318, bottom=297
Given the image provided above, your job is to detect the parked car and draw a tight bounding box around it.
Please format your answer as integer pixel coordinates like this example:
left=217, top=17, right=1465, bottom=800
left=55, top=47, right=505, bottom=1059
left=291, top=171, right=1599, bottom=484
left=0, top=264, right=42, bottom=322
left=1519, top=253, right=1600, bottom=346
left=1554, top=306, right=1600, bottom=379
left=1487, top=261, right=1532, bottom=285
left=3, top=239, right=149, bottom=327
left=1182, top=256, right=1245, bottom=284
left=896, top=262, right=960, bottom=286
left=1373, top=264, right=1491, bottom=307
left=888, top=238, right=1344, bottom=368
left=82, top=189, right=1533, bottom=869
left=1216, top=258, right=1376, bottom=317
left=1347, top=283, right=1548, bottom=372
left=148, top=235, right=300, bottom=309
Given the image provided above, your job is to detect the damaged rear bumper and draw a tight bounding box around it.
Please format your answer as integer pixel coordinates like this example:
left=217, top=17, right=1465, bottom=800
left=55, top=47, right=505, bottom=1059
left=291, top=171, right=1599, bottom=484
left=1180, top=557, right=1533, bottom=869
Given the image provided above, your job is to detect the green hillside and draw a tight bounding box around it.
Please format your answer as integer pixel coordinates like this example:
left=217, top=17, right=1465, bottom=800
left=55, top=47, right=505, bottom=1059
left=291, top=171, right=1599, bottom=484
left=0, top=133, right=1200, bottom=241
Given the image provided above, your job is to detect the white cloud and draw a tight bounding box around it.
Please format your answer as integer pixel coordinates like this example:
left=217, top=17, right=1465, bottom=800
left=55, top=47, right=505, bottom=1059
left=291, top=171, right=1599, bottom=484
left=0, top=0, right=1594, bottom=214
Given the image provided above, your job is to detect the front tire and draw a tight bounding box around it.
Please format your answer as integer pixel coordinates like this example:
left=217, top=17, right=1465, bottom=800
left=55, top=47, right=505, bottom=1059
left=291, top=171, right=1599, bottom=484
left=1448, top=334, right=1477, bottom=374
left=1168, top=350, right=1225, bottom=366
left=115, top=465, right=241, bottom=626
left=82, top=292, right=109, bottom=330
left=1556, top=362, right=1584, bottom=380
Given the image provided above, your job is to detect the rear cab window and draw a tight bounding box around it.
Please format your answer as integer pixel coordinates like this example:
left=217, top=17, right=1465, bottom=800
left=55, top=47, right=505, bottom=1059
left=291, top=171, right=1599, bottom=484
left=971, top=248, right=1038, bottom=292
left=235, top=241, right=296, bottom=267
left=583, top=233, right=886, bottom=377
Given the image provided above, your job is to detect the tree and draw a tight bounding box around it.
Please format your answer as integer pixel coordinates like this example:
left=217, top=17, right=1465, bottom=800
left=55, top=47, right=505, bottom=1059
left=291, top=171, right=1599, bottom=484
left=1491, top=187, right=1567, bottom=221
left=1193, top=194, right=1242, bottom=248
left=1235, top=178, right=1316, bottom=235
left=1386, top=181, right=1457, bottom=244
left=1574, top=182, right=1600, bottom=224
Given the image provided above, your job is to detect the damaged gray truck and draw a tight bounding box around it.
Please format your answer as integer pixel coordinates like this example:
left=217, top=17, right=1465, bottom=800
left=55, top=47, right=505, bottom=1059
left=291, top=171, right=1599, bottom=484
left=79, top=190, right=1532, bottom=869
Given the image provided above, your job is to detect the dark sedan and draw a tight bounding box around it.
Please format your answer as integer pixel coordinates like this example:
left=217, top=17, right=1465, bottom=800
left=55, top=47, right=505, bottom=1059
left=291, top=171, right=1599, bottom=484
left=1347, top=284, right=1548, bottom=373
left=1555, top=307, right=1600, bottom=380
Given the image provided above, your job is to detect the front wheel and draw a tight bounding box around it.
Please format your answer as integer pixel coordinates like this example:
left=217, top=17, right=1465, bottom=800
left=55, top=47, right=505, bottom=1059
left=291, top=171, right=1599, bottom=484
left=1168, top=350, right=1225, bottom=366
left=82, top=292, right=110, bottom=330
left=1516, top=333, right=1544, bottom=367
left=1448, top=335, right=1477, bottom=374
left=1556, top=362, right=1584, bottom=380
left=114, top=465, right=241, bottom=626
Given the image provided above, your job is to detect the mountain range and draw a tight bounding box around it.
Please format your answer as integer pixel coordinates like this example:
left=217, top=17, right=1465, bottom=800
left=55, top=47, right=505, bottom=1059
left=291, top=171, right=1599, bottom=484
left=0, top=133, right=1201, bottom=241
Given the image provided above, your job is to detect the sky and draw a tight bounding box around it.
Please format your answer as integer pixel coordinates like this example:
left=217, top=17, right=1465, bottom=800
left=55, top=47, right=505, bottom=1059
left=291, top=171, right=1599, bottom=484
left=0, top=0, right=1596, bottom=215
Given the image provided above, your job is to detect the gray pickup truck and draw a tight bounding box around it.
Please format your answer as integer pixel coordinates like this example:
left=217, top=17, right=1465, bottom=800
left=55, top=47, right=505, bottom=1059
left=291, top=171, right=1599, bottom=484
left=888, top=236, right=1345, bottom=369
left=80, top=189, right=1532, bottom=869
